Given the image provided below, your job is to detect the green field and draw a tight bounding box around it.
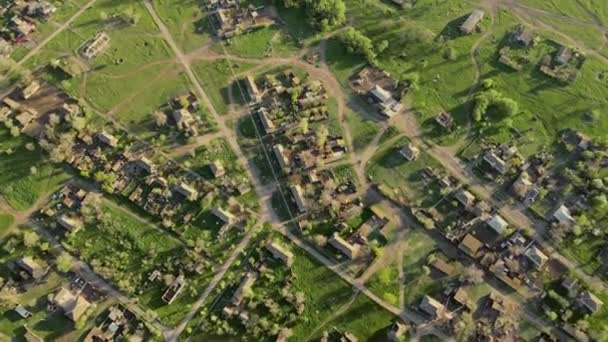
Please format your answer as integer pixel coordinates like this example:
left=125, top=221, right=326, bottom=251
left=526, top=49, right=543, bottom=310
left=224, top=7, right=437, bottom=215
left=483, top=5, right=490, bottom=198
left=0, top=213, right=15, bottom=237
left=152, top=0, right=211, bottom=53
left=366, top=136, right=444, bottom=207
left=191, top=59, right=259, bottom=115
left=289, top=248, right=397, bottom=340
left=0, top=129, right=68, bottom=210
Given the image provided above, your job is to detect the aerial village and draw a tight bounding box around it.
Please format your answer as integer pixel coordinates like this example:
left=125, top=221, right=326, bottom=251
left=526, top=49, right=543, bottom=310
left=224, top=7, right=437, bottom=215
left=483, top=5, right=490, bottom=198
left=0, top=0, right=608, bottom=341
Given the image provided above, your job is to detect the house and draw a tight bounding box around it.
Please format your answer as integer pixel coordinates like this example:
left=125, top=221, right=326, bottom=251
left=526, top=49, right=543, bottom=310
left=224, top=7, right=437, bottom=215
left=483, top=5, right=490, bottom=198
left=555, top=46, right=572, bottom=65
left=419, top=295, right=450, bottom=320
left=452, top=287, right=471, bottom=310
left=56, top=214, right=83, bottom=233
left=25, top=1, right=57, bottom=19
left=487, top=214, right=508, bottom=235
left=435, top=111, right=454, bottom=129
left=96, top=131, right=118, bottom=148
left=454, top=189, right=476, bottom=207
left=265, top=242, right=294, bottom=266
left=172, top=182, right=198, bottom=201
left=369, top=85, right=401, bottom=117
left=460, top=9, right=484, bottom=34
left=258, top=107, right=275, bottom=134
left=210, top=160, right=225, bottom=178
left=81, top=32, right=110, bottom=59
left=230, top=272, right=257, bottom=305
left=162, top=275, right=186, bottom=304
left=399, top=143, right=420, bottom=161
left=172, top=108, right=195, bottom=130
left=11, top=16, right=35, bottom=37
left=290, top=185, right=306, bottom=213
left=560, top=276, right=580, bottom=298
left=134, top=157, right=156, bottom=174
left=51, top=287, right=91, bottom=322
left=553, top=205, right=575, bottom=226
left=16, top=256, right=48, bottom=280
left=514, top=27, right=533, bottom=46
left=458, top=233, right=483, bottom=258
left=483, top=151, right=508, bottom=174
left=273, top=144, right=290, bottom=169
left=213, top=207, right=236, bottom=225
left=524, top=245, right=548, bottom=269
left=329, top=232, right=359, bottom=259
left=577, top=290, right=603, bottom=314
left=244, top=75, right=261, bottom=102
left=20, top=81, right=40, bottom=100
left=430, top=258, right=455, bottom=277
left=14, top=305, right=32, bottom=319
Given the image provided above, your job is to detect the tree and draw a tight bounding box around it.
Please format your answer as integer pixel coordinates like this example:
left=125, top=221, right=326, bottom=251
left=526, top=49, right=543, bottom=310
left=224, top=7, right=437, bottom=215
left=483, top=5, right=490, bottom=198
left=316, top=125, right=328, bottom=148
left=56, top=253, right=74, bottom=273
left=337, top=27, right=376, bottom=62
left=376, top=40, right=389, bottom=54
left=23, top=231, right=40, bottom=247
left=152, top=111, right=167, bottom=127
left=305, top=0, right=346, bottom=31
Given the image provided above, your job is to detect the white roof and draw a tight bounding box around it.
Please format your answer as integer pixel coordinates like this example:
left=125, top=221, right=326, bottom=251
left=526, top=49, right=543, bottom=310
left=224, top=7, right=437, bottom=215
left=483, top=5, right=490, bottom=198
left=487, top=214, right=508, bottom=234
left=524, top=245, right=548, bottom=268
left=370, top=85, right=393, bottom=104
left=553, top=205, right=575, bottom=225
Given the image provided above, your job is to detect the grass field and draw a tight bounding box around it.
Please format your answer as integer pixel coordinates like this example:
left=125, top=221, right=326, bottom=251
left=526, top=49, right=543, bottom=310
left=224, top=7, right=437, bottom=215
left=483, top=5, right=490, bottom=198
left=191, top=59, right=259, bottom=115
left=346, top=109, right=380, bottom=151
left=212, top=25, right=299, bottom=58
left=0, top=129, right=68, bottom=210
left=152, top=0, right=211, bottom=53
left=289, top=248, right=397, bottom=340
left=366, top=136, right=444, bottom=207
left=367, top=229, right=439, bottom=307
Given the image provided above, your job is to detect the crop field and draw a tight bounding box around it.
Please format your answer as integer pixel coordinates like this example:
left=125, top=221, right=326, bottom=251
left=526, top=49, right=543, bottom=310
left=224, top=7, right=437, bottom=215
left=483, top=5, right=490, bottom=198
left=366, top=137, right=444, bottom=207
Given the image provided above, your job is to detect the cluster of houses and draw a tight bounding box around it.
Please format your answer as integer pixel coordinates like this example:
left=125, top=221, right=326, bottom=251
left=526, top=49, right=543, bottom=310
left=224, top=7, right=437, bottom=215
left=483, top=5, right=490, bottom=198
left=1, top=80, right=252, bottom=240
left=208, top=0, right=273, bottom=39
left=220, top=239, right=300, bottom=334
left=84, top=304, right=150, bottom=342
left=0, top=80, right=42, bottom=134
left=539, top=43, right=583, bottom=82
left=157, top=92, right=202, bottom=137
left=0, top=0, right=57, bottom=51
left=351, top=66, right=404, bottom=118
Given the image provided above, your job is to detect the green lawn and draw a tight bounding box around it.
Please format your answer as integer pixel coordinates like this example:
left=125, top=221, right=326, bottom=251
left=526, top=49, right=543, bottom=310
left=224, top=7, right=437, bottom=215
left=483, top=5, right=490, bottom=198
left=346, top=109, right=380, bottom=151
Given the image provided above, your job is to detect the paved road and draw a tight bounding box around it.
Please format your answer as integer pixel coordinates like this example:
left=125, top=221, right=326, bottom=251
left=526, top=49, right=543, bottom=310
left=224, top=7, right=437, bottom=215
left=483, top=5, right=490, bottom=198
left=18, top=0, right=98, bottom=66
